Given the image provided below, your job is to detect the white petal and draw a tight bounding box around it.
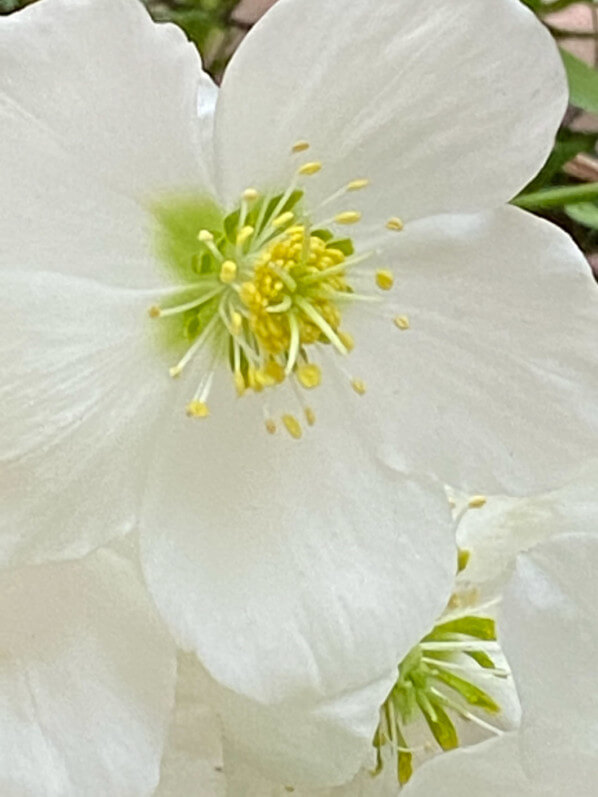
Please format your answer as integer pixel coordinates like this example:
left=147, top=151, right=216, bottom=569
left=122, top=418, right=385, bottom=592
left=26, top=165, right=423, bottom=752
left=500, top=533, right=598, bottom=791
left=456, top=461, right=598, bottom=591
left=214, top=0, right=565, bottom=221
left=348, top=207, right=598, bottom=495
left=156, top=654, right=226, bottom=797
left=140, top=379, right=455, bottom=707
left=0, top=0, right=214, bottom=287
left=0, top=548, right=176, bottom=797
left=0, top=271, right=173, bottom=568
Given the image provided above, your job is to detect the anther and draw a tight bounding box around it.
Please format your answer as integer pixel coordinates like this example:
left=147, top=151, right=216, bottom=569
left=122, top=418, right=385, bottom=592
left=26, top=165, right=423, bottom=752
left=236, top=225, right=254, bottom=246
left=186, top=401, right=210, bottom=419
left=305, top=407, right=316, bottom=426
left=169, top=365, right=183, bottom=379
left=334, top=211, right=362, bottom=225
left=394, top=315, right=410, bottom=330
left=265, top=418, right=277, bottom=435
left=231, top=311, right=243, bottom=336
left=220, top=260, right=237, bottom=284
left=337, top=330, right=355, bottom=351
left=468, top=495, right=488, bottom=509
left=347, top=179, right=370, bottom=191
left=282, top=414, right=303, bottom=440
left=292, top=140, right=310, bottom=153
left=298, top=161, right=322, bottom=176
left=351, top=378, right=367, bottom=396
left=234, top=372, right=246, bottom=396
left=272, top=211, right=295, bottom=228
left=243, top=188, right=259, bottom=202
left=148, top=305, right=161, bottom=319
left=386, top=217, right=405, bottom=232
left=376, top=269, right=394, bottom=291
left=198, top=229, right=214, bottom=242
left=296, top=363, right=322, bottom=389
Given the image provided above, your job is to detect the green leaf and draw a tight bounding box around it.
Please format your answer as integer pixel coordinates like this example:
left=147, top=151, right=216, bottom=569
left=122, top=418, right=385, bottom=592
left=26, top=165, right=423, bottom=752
left=565, top=201, right=598, bottom=229
left=524, top=130, right=598, bottom=193
left=561, top=49, right=598, bottom=115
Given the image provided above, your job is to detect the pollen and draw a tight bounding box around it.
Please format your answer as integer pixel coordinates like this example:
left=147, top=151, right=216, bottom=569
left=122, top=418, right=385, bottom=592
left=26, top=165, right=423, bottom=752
left=296, top=363, right=322, bottom=389
left=265, top=418, right=277, bottom=434
left=220, top=260, right=237, bottom=284
left=394, top=315, right=410, bottom=330
left=243, top=188, right=259, bottom=201
left=347, top=178, right=370, bottom=191
left=334, top=211, right=362, bottom=225
left=298, top=161, right=322, bottom=176
left=386, top=216, right=404, bottom=232
left=272, top=211, right=295, bottom=228
left=305, top=407, right=316, bottom=426
left=236, top=225, right=254, bottom=246
left=338, top=330, right=355, bottom=351
left=376, top=269, right=394, bottom=291
left=351, top=378, right=367, bottom=395
left=468, top=495, right=488, bottom=509
left=148, top=305, right=161, bottom=318
left=282, top=414, right=303, bottom=439
left=186, top=400, right=210, bottom=418
left=292, top=140, right=310, bottom=153
left=198, top=229, right=214, bottom=242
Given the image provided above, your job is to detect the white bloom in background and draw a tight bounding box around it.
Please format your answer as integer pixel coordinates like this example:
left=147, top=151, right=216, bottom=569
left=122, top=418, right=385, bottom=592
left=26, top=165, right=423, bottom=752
left=1, top=0, right=598, bottom=788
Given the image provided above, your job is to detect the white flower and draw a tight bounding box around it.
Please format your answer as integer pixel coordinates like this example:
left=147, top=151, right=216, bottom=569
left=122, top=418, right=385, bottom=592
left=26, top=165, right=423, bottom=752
left=403, top=531, right=598, bottom=796
left=1, top=0, right=597, bottom=787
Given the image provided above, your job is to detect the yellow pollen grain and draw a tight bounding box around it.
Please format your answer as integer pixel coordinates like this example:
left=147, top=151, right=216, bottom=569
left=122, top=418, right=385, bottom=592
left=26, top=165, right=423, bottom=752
left=198, top=229, right=214, bottom=242
left=305, top=407, right=316, bottom=426
left=296, top=363, right=322, bottom=389
left=272, top=211, right=295, bottom=228
left=236, top=225, right=254, bottom=246
left=394, top=315, right=410, bottom=330
left=282, top=414, right=303, bottom=440
left=334, top=211, right=362, bottom=225
left=351, top=378, right=367, bottom=396
left=186, top=400, right=209, bottom=418
left=265, top=418, right=277, bottom=435
left=468, top=495, right=488, bottom=509
left=386, top=217, right=404, bottom=232
left=243, top=187, right=259, bottom=201
left=376, top=269, right=394, bottom=291
left=265, top=360, right=285, bottom=383
left=298, top=161, right=322, bottom=176
left=338, top=330, right=355, bottom=351
left=220, top=260, right=237, bottom=284
left=234, top=372, right=246, bottom=396
left=292, top=140, right=310, bottom=153
left=148, top=305, right=161, bottom=319
left=347, top=179, right=370, bottom=191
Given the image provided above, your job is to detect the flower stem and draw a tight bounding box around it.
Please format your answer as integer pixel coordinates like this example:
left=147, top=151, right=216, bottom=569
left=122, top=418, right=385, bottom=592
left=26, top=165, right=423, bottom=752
left=512, top=182, right=598, bottom=210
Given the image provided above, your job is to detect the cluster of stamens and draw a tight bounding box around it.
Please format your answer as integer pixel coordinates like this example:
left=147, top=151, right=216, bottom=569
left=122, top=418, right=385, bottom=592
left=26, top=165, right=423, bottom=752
left=149, top=142, right=409, bottom=438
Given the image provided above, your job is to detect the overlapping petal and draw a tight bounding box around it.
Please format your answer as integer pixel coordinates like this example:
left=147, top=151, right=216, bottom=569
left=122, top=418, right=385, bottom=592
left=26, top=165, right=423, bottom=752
left=0, top=271, right=174, bottom=567
left=214, top=0, right=565, bottom=222
left=347, top=207, right=598, bottom=495
left=140, top=379, right=455, bottom=706
left=0, top=0, right=214, bottom=288
left=0, top=547, right=176, bottom=797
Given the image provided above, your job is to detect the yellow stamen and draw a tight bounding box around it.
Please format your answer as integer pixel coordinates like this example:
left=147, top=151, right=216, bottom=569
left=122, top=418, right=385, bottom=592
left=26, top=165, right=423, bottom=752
left=231, top=312, right=243, bottom=336
left=394, top=315, right=410, bottom=330
left=186, top=400, right=209, bottom=418
left=243, top=188, right=259, bottom=201
left=220, top=260, right=237, bottom=284
left=386, top=217, right=404, bottom=232
left=337, top=330, right=355, bottom=351
left=264, top=360, right=286, bottom=383
left=351, top=378, right=367, bottom=396
left=148, top=305, right=161, bottom=319
left=236, top=225, right=254, bottom=246
left=468, top=495, right=488, bottom=509
left=292, top=140, right=310, bottom=153
left=334, top=211, right=362, bottom=225
left=305, top=407, right=316, bottom=426
left=282, top=414, right=303, bottom=439
left=198, top=229, right=214, bottom=242
left=272, top=211, right=295, bottom=229
left=296, top=363, right=322, bottom=389
left=347, top=179, right=370, bottom=191
left=376, top=269, right=394, bottom=291
left=234, top=372, right=246, bottom=396
left=265, top=418, right=277, bottom=435
left=298, top=161, right=322, bottom=176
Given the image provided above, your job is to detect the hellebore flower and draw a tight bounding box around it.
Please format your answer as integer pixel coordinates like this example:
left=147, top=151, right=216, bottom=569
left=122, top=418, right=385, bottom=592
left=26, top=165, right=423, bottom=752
left=1, top=0, right=597, bottom=787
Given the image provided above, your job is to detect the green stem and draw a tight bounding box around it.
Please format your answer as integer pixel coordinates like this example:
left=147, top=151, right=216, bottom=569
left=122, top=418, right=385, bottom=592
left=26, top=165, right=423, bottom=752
left=513, top=182, right=598, bottom=210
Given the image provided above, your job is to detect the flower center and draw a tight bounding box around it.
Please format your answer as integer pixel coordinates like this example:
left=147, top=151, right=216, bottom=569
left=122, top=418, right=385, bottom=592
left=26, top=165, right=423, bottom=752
left=149, top=145, right=406, bottom=437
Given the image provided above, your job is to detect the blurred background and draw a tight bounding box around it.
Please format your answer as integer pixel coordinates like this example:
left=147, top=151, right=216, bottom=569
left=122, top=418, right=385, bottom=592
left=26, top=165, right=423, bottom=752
left=2, top=0, right=597, bottom=275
